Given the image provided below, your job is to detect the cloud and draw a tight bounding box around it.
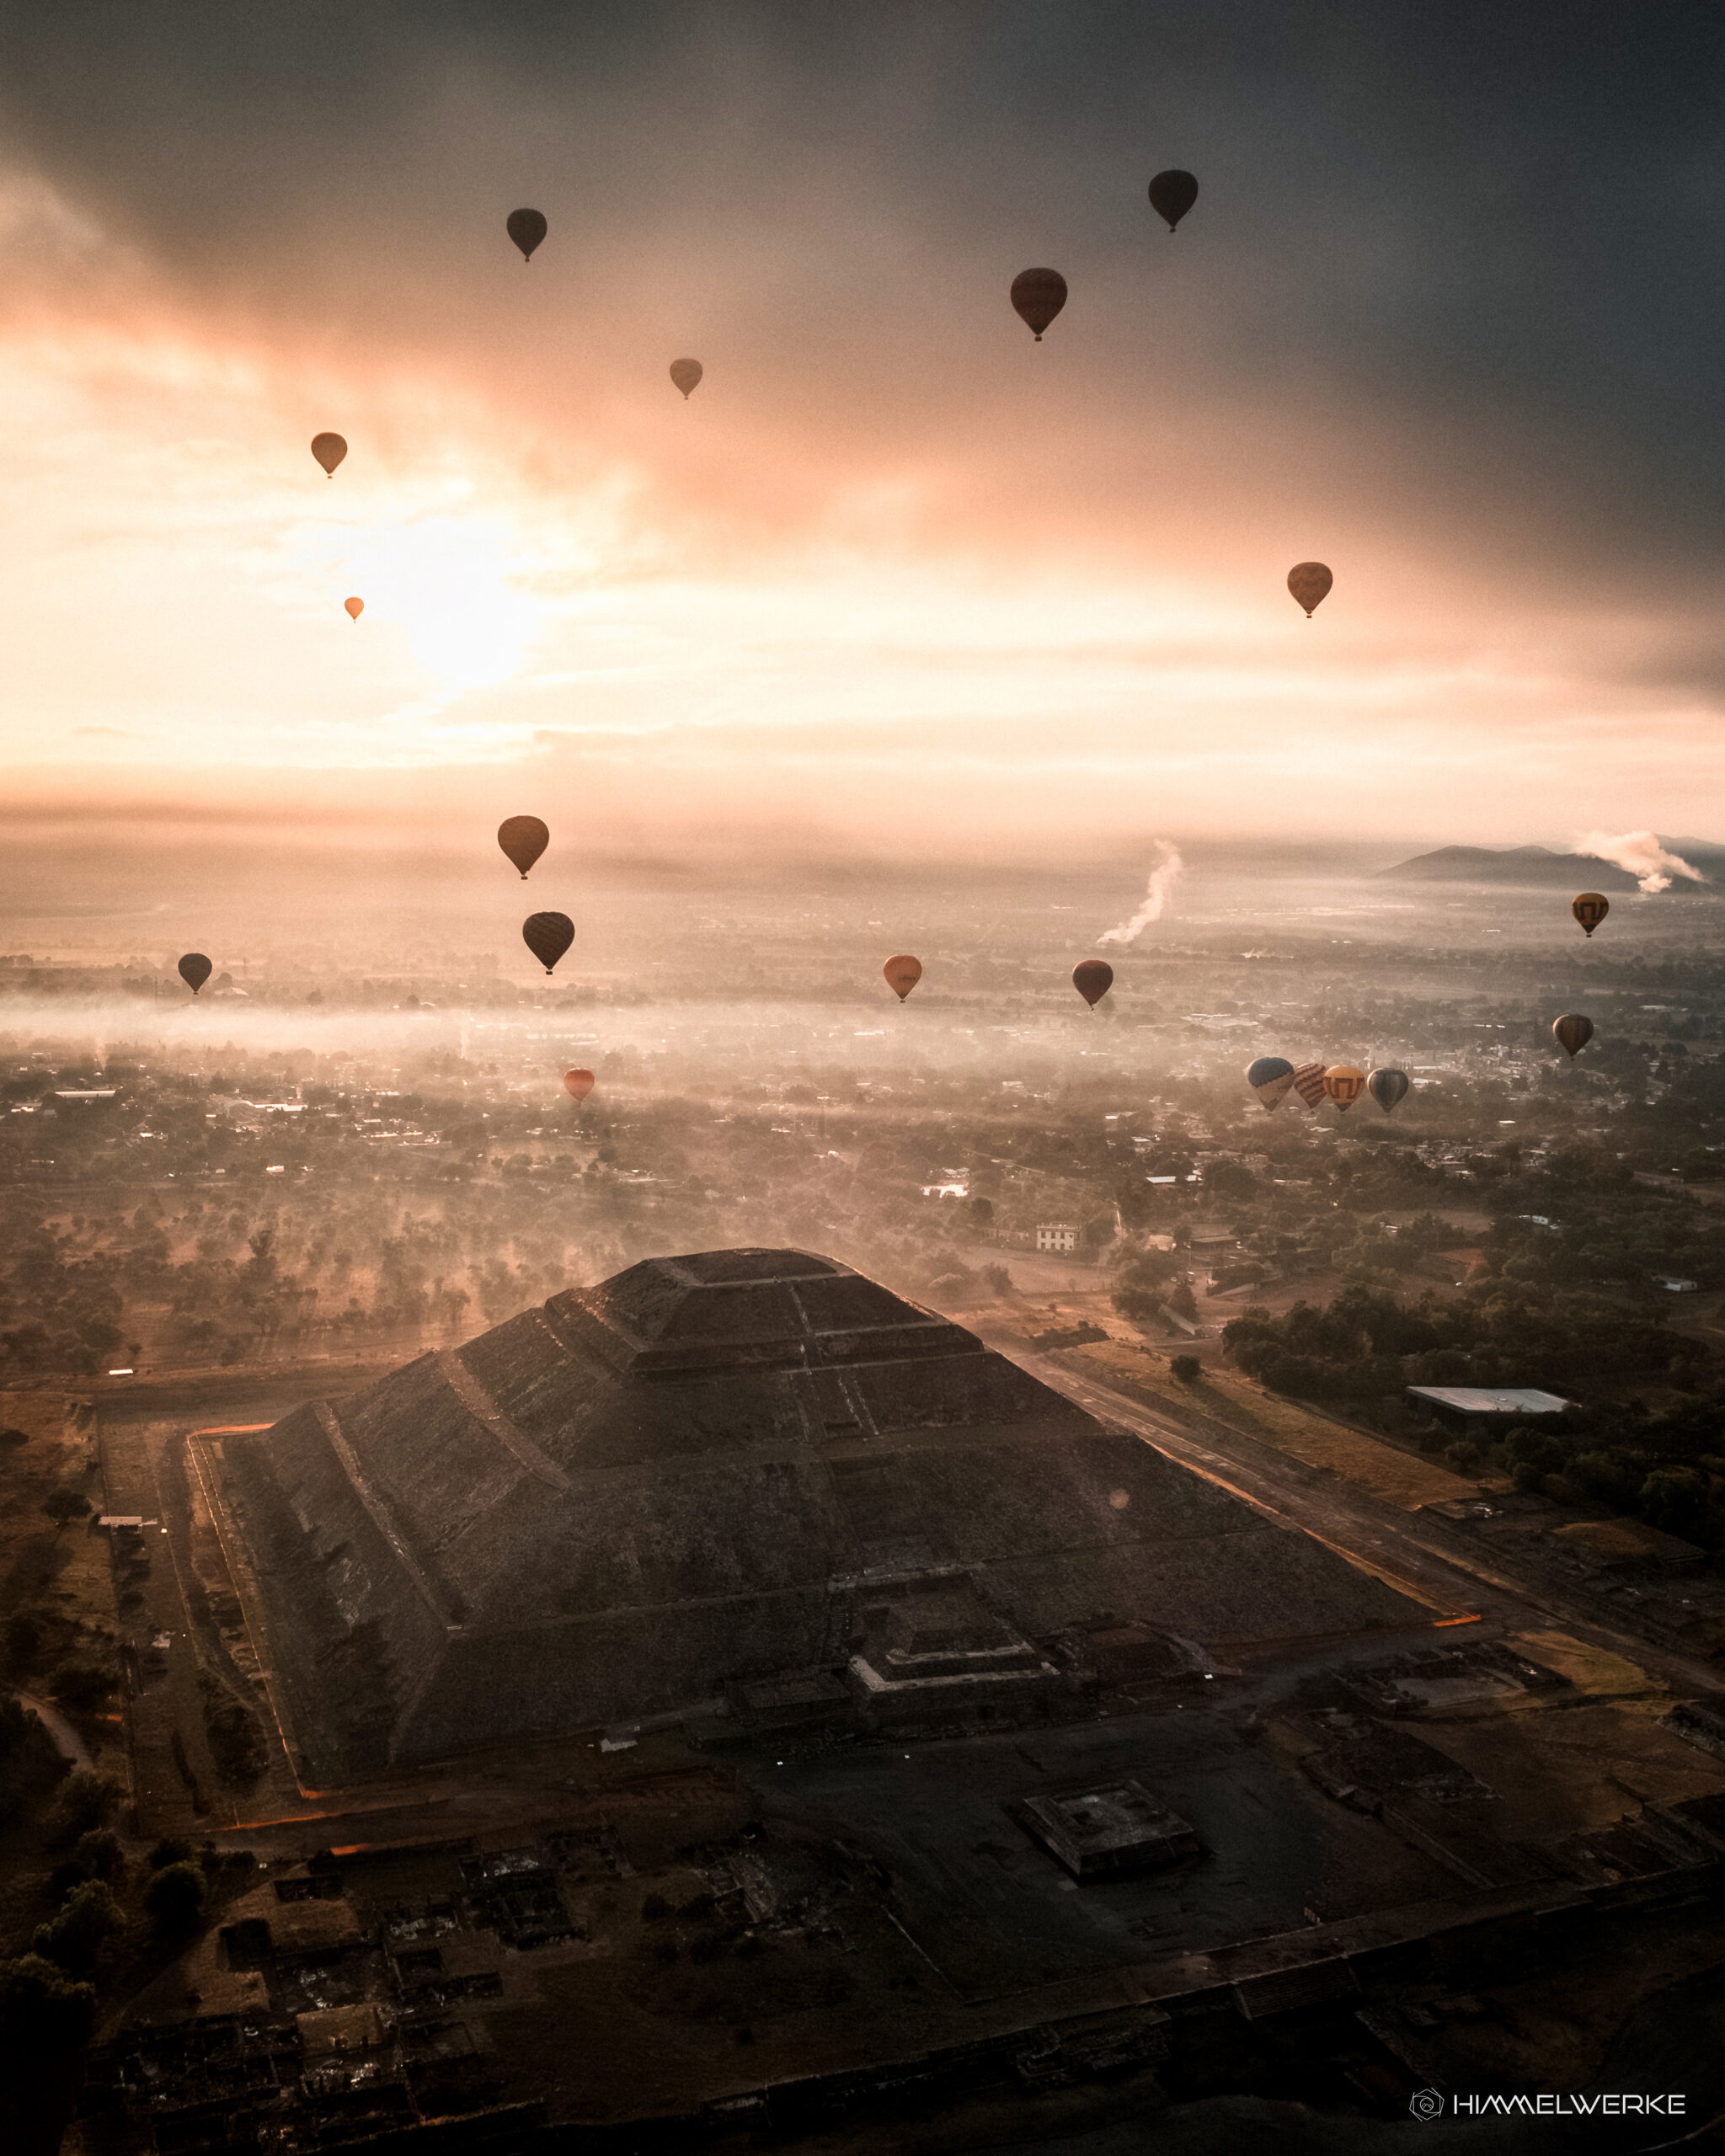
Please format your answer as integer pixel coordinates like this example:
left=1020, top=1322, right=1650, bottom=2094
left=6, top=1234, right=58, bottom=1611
left=1573, top=829, right=1706, bottom=894
left=1098, top=843, right=1183, bottom=945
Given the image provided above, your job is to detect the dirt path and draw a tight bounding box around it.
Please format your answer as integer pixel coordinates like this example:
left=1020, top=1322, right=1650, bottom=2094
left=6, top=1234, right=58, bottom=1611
left=12, top=1689, right=93, bottom=1772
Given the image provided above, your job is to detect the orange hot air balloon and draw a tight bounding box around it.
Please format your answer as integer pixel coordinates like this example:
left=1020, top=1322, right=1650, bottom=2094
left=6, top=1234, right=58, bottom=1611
left=1072, top=958, right=1114, bottom=1007
left=883, top=954, right=922, bottom=1001
left=523, top=911, right=574, bottom=975
left=1011, top=267, right=1067, bottom=340
left=1573, top=893, right=1609, bottom=937
left=1553, top=1012, right=1594, bottom=1059
left=311, top=432, right=347, bottom=478
left=178, top=953, right=212, bottom=996
left=506, top=208, right=547, bottom=262
left=497, top=815, right=549, bottom=879
left=344, top=596, right=363, bottom=622
left=1323, top=1065, right=1366, bottom=1113
left=563, top=1068, right=595, bottom=1102
left=1148, top=168, right=1199, bottom=231
left=670, top=358, right=703, bottom=398
left=1287, top=561, right=1332, bottom=616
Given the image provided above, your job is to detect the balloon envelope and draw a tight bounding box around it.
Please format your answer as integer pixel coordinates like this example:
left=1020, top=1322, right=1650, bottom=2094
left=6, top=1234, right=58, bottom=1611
left=1011, top=267, right=1067, bottom=340
left=1573, top=892, right=1610, bottom=937
left=498, top=815, right=549, bottom=879
left=1148, top=168, right=1199, bottom=230
left=178, top=953, right=212, bottom=995
left=1323, top=1065, right=1366, bottom=1113
left=1246, top=1055, right=1295, bottom=1110
left=1290, top=1060, right=1327, bottom=1108
left=523, top=911, right=574, bottom=975
left=344, top=596, right=363, bottom=622
left=1553, top=1012, right=1594, bottom=1059
left=506, top=207, right=547, bottom=261
left=883, top=954, right=922, bottom=1001
left=1287, top=562, right=1333, bottom=616
left=1366, top=1067, right=1410, bottom=1113
left=670, top=358, right=703, bottom=398
left=1072, top=958, right=1114, bottom=1007
left=311, top=432, right=347, bottom=477
left=563, top=1068, right=595, bottom=1102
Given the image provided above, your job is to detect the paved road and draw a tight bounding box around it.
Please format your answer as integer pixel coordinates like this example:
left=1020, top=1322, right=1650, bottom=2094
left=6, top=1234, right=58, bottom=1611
left=13, top=1689, right=93, bottom=1771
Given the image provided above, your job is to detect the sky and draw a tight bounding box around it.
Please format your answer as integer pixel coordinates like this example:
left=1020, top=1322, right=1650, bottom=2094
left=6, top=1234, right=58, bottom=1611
left=2, top=0, right=1723, bottom=875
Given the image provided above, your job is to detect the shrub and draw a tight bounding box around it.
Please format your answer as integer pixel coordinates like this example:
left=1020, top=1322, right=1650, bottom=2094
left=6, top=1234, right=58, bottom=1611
left=0, top=1954, right=96, bottom=2063
left=1572, top=1450, right=1642, bottom=1512
left=48, top=1657, right=115, bottom=1714
left=1170, top=1355, right=1201, bottom=1383
left=1638, top=1466, right=1710, bottom=1540
left=143, top=1860, right=206, bottom=1933
left=45, top=1771, right=119, bottom=1845
left=147, top=1836, right=195, bottom=1870
left=70, top=1830, right=124, bottom=1885
left=1443, top=1439, right=1482, bottom=1474
left=40, top=1490, right=92, bottom=1534
left=33, top=1881, right=125, bottom=1975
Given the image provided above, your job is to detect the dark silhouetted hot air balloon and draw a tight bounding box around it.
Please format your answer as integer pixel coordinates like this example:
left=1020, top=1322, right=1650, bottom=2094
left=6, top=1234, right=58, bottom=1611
left=1148, top=169, right=1199, bottom=231
left=1290, top=1060, right=1327, bottom=1109
left=884, top=955, right=922, bottom=1001
left=563, top=1068, right=595, bottom=1102
left=1011, top=268, right=1067, bottom=340
left=1073, top=958, right=1114, bottom=1007
left=523, top=911, right=574, bottom=975
left=1287, top=562, right=1332, bottom=617
left=311, top=432, right=347, bottom=478
left=1246, top=1055, right=1295, bottom=1110
left=1367, top=1067, right=1410, bottom=1113
left=1553, top=1012, right=1594, bottom=1059
left=507, top=208, right=547, bottom=262
left=1324, top=1065, right=1365, bottom=1113
left=178, top=953, right=212, bottom=996
left=344, top=596, right=363, bottom=622
left=670, top=358, right=703, bottom=398
left=1573, top=893, right=1610, bottom=937
left=498, top=815, right=549, bottom=879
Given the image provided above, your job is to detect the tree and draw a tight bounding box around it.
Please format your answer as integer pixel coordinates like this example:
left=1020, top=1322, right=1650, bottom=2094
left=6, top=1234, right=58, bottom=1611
left=144, top=1860, right=206, bottom=1934
left=1638, top=1467, right=1710, bottom=1540
left=3, top=1612, right=42, bottom=1670
left=40, top=1490, right=91, bottom=1534
left=48, top=1657, right=115, bottom=1714
left=69, top=1830, right=124, bottom=1885
left=0, top=1955, right=96, bottom=2063
left=45, top=1770, right=118, bottom=1845
left=32, top=1881, right=125, bottom=1975
left=1170, top=1355, right=1200, bottom=1383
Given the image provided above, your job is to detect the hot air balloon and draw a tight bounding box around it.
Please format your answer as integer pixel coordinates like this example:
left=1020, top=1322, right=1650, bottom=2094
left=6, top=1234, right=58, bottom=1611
left=883, top=954, right=922, bottom=1001
left=1287, top=562, right=1332, bottom=617
left=1011, top=268, right=1067, bottom=340
left=498, top=815, right=549, bottom=879
left=1553, top=1013, right=1594, bottom=1059
left=523, top=911, right=574, bottom=975
left=563, top=1068, right=595, bottom=1102
left=1148, top=169, right=1199, bottom=231
left=344, top=596, right=363, bottom=622
left=1073, top=958, right=1114, bottom=1007
left=670, top=358, right=703, bottom=398
left=1367, top=1067, right=1410, bottom=1114
left=506, top=208, right=547, bottom=262
left=311, top=432, right=347, bottom=478
left=178, top=953, right=212, bottom=996
left=1246, top=1055, right=1295, bottom=1110
left=1290, top=1061, right=1327, bottom=1109
left=1573, top=893, right=1610, bottom=937
left=1324, top=1065, right=1366, bottom=1113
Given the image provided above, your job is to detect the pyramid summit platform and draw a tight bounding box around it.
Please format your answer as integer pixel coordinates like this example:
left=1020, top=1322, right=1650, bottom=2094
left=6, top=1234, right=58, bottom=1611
left=212, top=1248, right=1428, bottom=1777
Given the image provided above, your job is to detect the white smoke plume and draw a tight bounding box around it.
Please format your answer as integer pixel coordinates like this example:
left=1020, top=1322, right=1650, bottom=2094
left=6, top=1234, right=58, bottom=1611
left=1573, top=830, right=1706, bottom=895
left=1099, top=842, right=1183, bottom=946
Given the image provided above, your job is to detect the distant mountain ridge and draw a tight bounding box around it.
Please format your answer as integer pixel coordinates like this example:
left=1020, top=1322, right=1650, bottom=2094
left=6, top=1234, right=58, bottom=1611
left=1378, top=841, right=1723, bottom=889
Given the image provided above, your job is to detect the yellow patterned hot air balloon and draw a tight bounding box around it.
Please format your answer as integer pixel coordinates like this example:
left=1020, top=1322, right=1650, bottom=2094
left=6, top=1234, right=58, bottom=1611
left=1323, top=1065, right=1366, bottom=1113
left=1572, top=893, right=1609, bottom=937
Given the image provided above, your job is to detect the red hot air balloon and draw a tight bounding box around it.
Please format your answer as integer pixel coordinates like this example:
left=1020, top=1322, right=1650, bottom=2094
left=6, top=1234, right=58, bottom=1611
left=344, top=596, right=363, bottom=622
left=670, top=358, right=703, bottom=398
left=1553, top=1012, right=1594, bottom=1058
left=883, top=954, right=922, bottom=1001
left=563, top=1069, right=595, bottom=1102
left=178, top=953, right=212, bottom=996
left=1011, top=268, right=1067, bottom=340
left=498, top=815, right=549, bottom=879
left=1287, top=562, right=1333, bottom=617
left=1072, top=959, right=1114, bottom=1007
left=506, top=208, right=547, bottom=262
left=523, top=911, right=574, bottom=975
left=1148, top=169, right=1199, bottom=231
left=311, top=432, right=347, bottom=478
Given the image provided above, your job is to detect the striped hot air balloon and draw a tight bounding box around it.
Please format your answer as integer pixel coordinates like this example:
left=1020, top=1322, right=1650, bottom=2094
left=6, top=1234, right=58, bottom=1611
left=1366, top=1067, right=1410, bottom=1113
left=1290, top=1060, right=1327, bottom=1109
